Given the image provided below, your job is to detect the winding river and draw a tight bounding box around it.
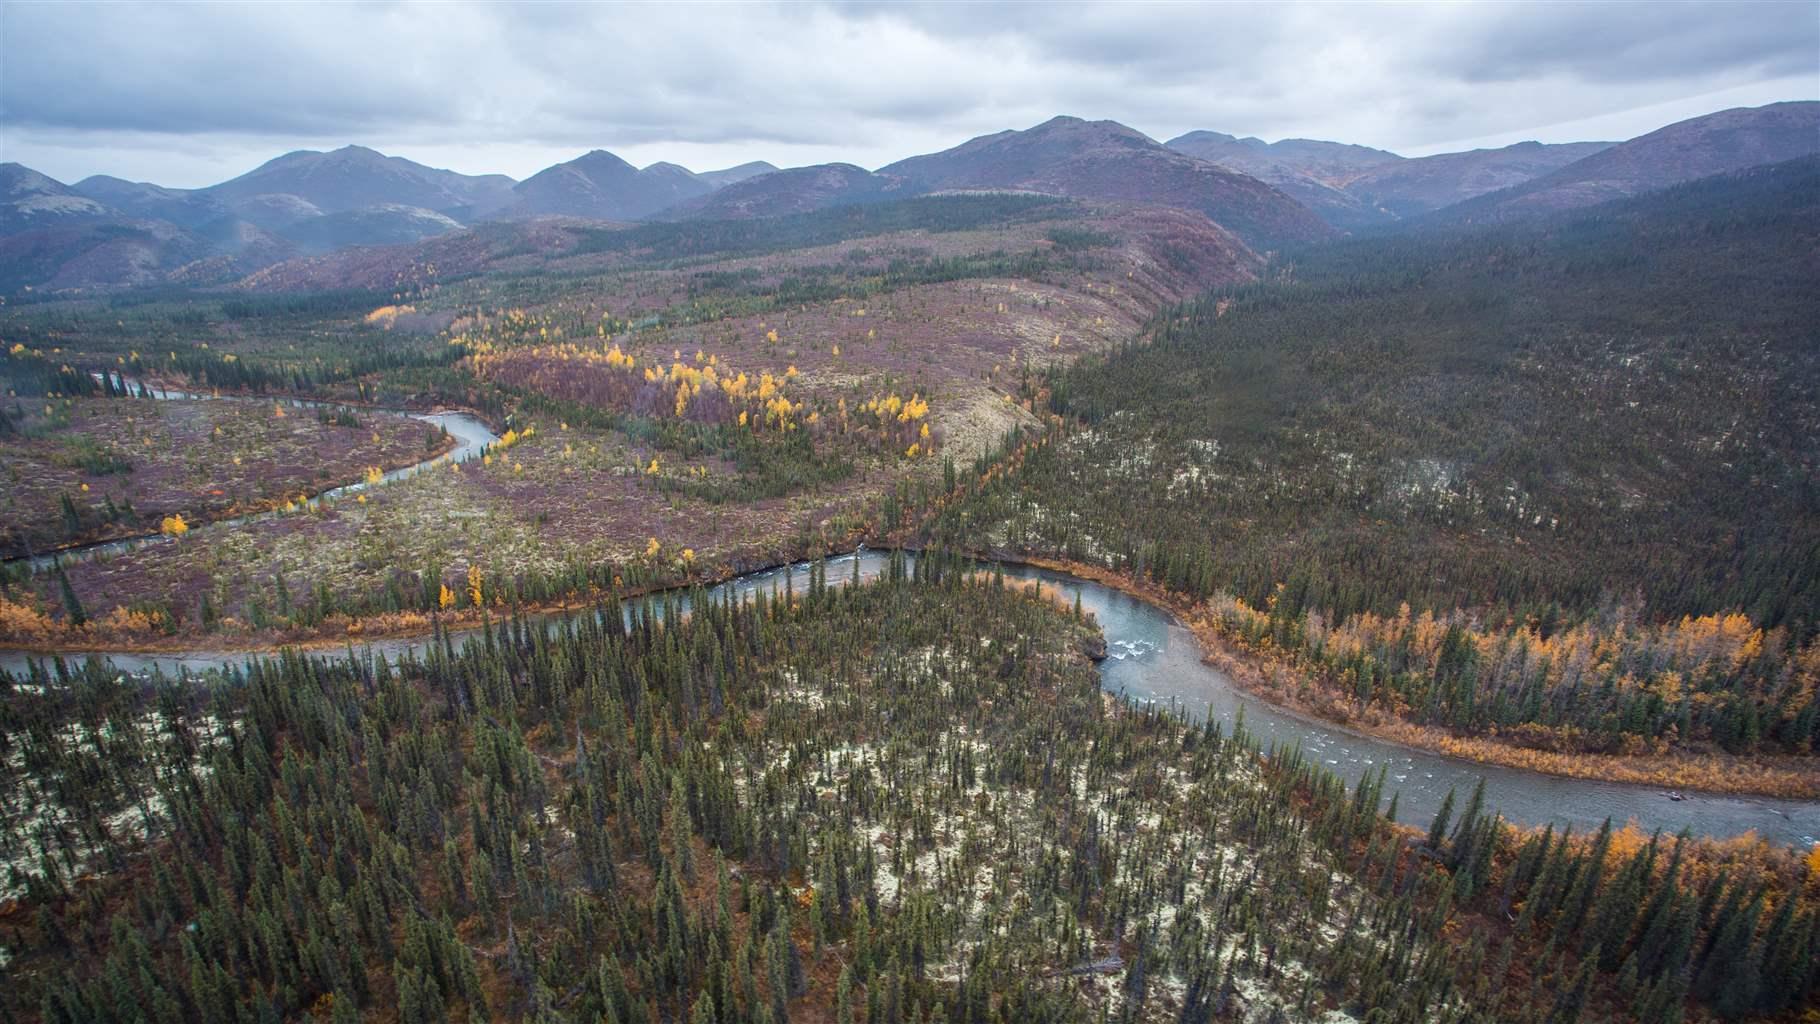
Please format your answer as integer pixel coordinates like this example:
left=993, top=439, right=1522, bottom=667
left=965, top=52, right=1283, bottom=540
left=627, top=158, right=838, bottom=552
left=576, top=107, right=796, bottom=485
left=3, top=382, right=1815, bottom=846
left=3, top=549, right=1815, bottom=848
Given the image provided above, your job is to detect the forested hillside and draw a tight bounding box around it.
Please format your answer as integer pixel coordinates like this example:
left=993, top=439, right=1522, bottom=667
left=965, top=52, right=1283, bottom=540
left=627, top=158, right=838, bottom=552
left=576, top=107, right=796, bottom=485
left=930, top=159, right=1820, bottom=759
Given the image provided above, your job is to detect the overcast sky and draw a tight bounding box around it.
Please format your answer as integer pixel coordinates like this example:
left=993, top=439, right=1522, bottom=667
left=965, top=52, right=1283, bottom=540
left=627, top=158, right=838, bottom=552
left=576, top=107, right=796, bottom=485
left=3, top=1, right=1815, bottom=187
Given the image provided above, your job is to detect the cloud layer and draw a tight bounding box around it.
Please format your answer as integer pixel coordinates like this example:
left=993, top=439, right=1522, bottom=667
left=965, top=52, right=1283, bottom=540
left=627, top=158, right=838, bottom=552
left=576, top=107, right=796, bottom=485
left=3, top=0, right=1814, bottom=187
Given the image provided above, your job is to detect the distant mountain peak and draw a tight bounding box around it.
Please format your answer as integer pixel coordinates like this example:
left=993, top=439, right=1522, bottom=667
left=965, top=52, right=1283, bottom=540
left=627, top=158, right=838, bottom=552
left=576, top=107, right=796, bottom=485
left=879, top=117, right=1332, bottom=250
left=697, top=161, right=780, bottom=189
left=1022, top=115, right=1156, bottom=144
left=575, top=149, right=636, bottom=167
left=507, top=149, right=712, bottom=220
left=667, top=162, right=908, bottom=220
left=0, top=163, right=113, bottom=231
left=206, top=144, right=518, bottom=218
left=1169, top=130, right=1238, bottom=146
left=642, top=161, right=702, bottom=180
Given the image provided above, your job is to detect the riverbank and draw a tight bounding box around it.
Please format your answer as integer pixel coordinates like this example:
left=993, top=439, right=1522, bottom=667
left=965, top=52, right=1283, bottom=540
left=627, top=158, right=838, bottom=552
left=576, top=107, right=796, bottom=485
left=8, top=542, right=1818, bottom=803
left=0, top=538, right=870, bottom=657
left=986, top=551, right=1820, bottom=802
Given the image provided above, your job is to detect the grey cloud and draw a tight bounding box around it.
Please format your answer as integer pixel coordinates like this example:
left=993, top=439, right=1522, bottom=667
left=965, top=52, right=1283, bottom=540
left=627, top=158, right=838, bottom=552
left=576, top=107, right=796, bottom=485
left=0, top=0, right=1812, bottom=186
left=1437, top=2, right=1816, bottom=83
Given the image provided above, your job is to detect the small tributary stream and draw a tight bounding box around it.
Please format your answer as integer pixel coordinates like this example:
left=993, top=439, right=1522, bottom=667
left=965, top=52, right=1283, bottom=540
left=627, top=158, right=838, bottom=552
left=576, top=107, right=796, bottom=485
left=7, top=381, right=499, bottom=573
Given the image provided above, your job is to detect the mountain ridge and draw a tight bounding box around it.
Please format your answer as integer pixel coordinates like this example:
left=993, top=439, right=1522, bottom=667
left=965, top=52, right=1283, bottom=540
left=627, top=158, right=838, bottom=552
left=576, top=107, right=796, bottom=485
left=1432, top=101, right=1820, bottom=224
left=4, top=101, right=1813, bottom=292
left=879, top=115, right=1336, bottom=250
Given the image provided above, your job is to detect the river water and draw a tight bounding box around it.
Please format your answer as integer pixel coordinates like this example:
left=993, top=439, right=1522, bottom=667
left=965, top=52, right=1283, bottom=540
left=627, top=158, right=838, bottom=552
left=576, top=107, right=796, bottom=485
left=3, top=549, right=1815, bottom=847
left=997, top=561, right=1818, bottom=850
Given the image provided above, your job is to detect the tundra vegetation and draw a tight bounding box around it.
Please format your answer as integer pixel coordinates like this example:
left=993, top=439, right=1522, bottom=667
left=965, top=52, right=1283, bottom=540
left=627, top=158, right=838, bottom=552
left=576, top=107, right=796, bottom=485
left=0, top=389, right=446, bottom=559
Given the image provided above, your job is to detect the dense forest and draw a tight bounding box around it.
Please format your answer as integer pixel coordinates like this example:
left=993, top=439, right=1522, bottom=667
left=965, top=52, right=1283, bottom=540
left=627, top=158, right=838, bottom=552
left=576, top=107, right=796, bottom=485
left=4, top=558, right=1816, bottom=1023
left=928, top=159, right=1820, bottom=758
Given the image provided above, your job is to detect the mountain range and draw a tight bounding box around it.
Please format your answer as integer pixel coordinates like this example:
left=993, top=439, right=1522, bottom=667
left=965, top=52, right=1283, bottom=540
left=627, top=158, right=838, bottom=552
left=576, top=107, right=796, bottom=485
left=2, top=100, right=1814, bottom=293
left=1164, top=131, right=1617, bottom=229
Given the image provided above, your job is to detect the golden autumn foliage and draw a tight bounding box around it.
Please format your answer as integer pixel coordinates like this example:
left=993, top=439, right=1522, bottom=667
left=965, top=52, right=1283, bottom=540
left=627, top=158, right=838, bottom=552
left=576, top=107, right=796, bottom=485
left=98, top=605, right=165, bottom=635
left=494, top=424, right=533, bottom=450
left=471, top=340, right=822, bottom=432
left=160, top=514, right=189, bottom=537
left=0, top=595, right=177, bottom=643
left=363, top=304, right=416, bottom=327
left=1205, top=587, right=1808, bottom=745
left=0, top=596, right=57, bottom=641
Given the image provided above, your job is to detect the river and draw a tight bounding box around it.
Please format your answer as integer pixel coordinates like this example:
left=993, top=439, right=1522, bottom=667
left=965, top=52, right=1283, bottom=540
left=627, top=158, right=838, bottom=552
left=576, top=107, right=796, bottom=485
left=3, top=549, right=1815, bottom=847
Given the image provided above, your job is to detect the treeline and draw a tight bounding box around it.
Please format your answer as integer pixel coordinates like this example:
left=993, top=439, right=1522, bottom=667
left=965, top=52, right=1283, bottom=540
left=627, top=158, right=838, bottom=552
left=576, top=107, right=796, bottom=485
left=928, top=157, right=1820, bottom=755
left=569, top=194, right=1077, bottom=263
left=3, top=332, right=457, bottom=399
left=1206, top=588, right=1820, bottom=754
left=671, top=248, right=1098, bottom=326
left=4, top=556, right=1815, bottom=1023
left=0, top=349, right=103, bottom=399
left=217, top=289, right=398, bottom=321
left=3, top=287, right=394, bottom=362
left=148, top=343, right=462, bottom=395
